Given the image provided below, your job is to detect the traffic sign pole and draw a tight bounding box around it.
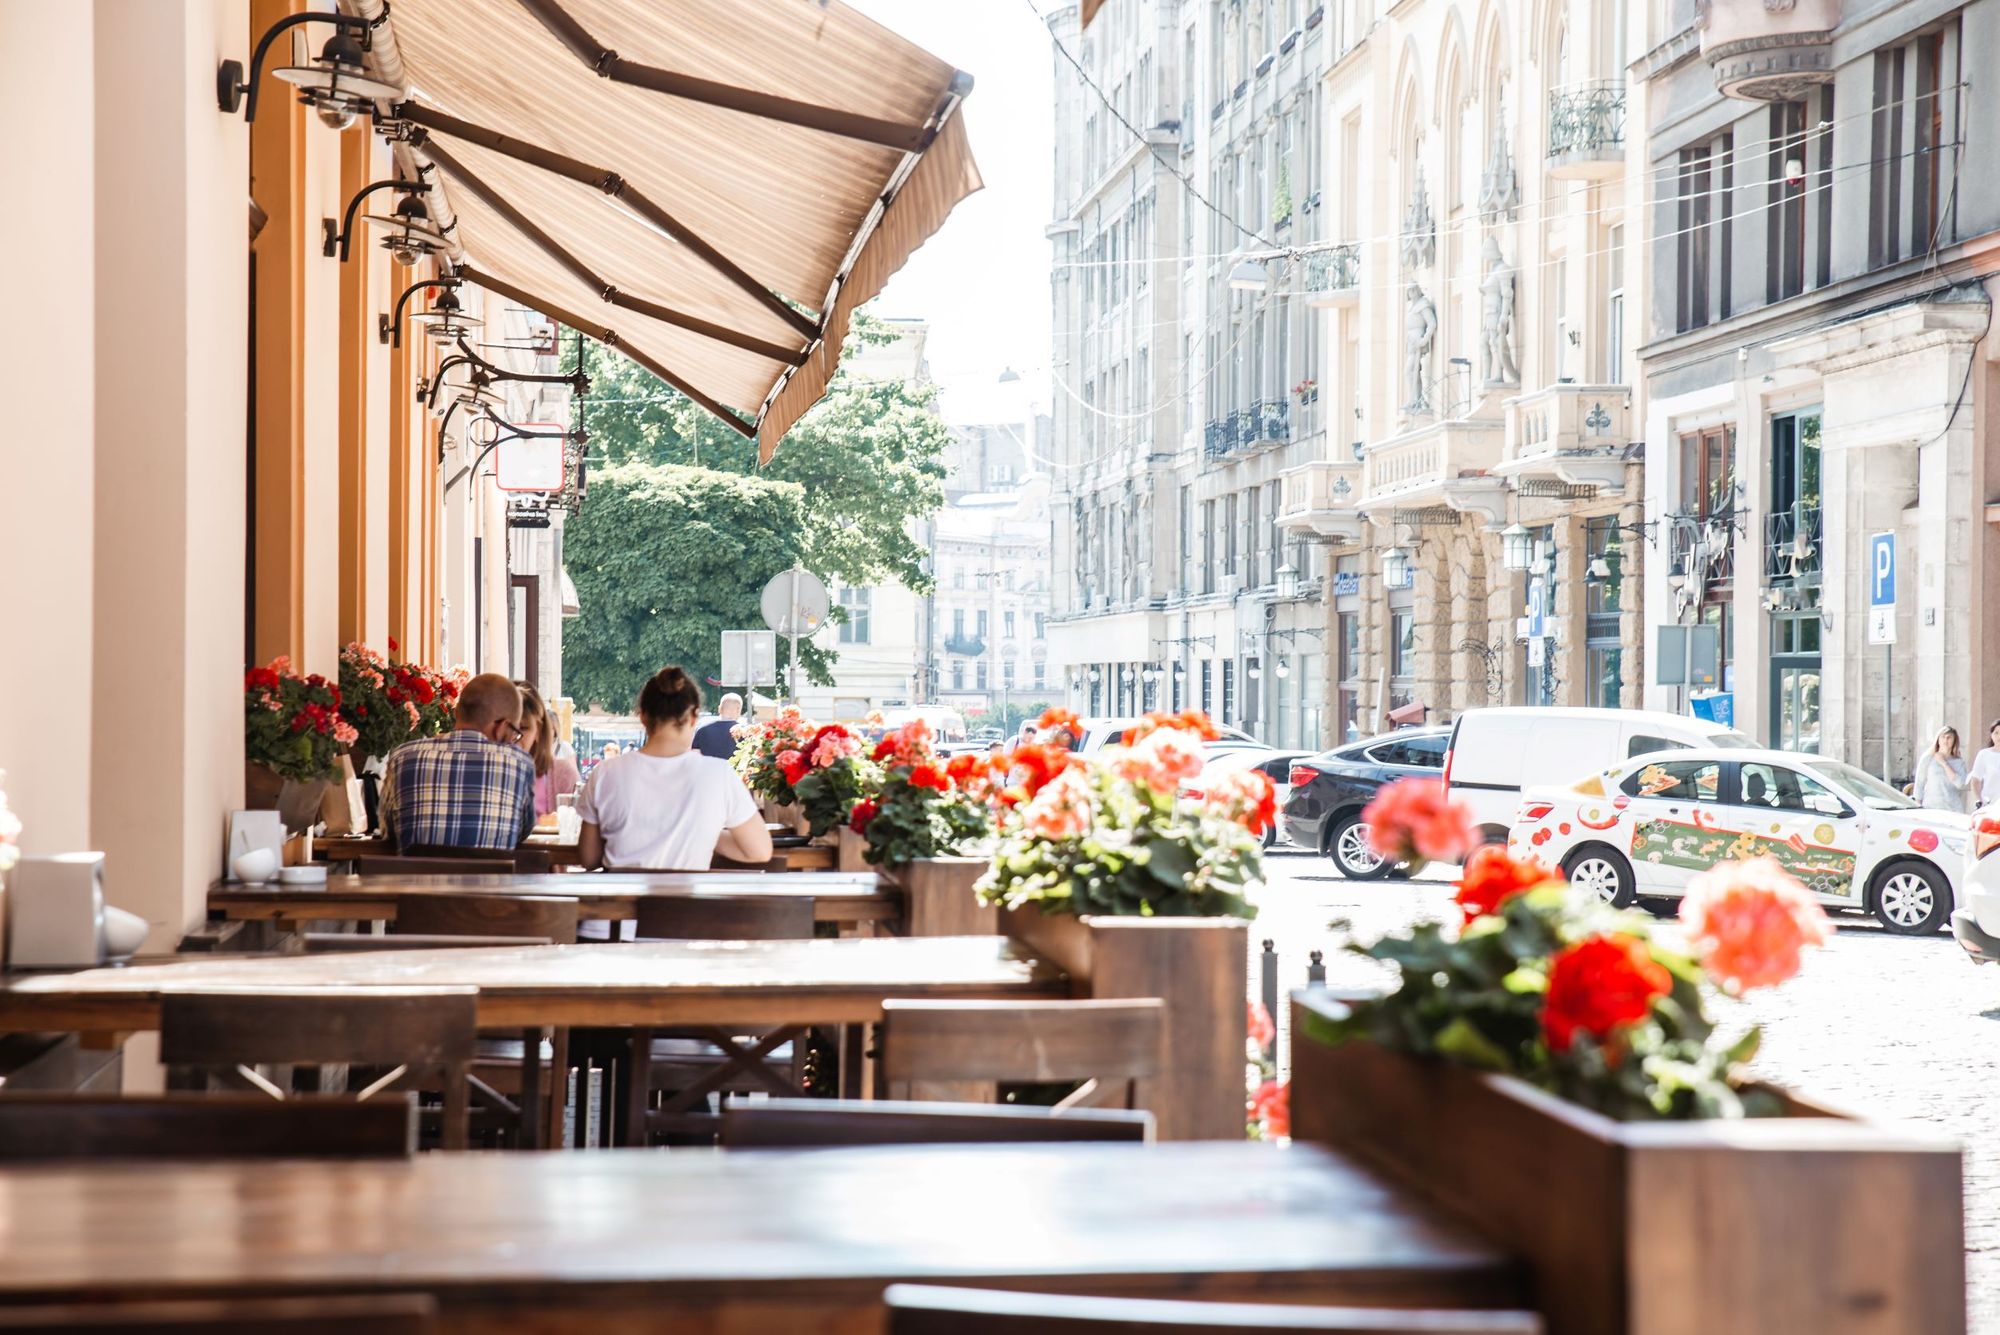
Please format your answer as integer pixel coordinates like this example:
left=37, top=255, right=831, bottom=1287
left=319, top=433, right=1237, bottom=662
left=1868, top=533, right=1897, bottom=780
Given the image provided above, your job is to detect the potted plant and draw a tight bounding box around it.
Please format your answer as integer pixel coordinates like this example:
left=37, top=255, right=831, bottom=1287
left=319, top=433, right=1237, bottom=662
left=785, top=722, right=880, bottom=840
left=978, top=710, right=1273, bottom=1141
left=850, top=720, right=992, bottom=870
left=729, top=705, right=816, bottom=835
left=243, top=657, right=355, bottom=833
left=1291, top=779, right=1965, bottom=1335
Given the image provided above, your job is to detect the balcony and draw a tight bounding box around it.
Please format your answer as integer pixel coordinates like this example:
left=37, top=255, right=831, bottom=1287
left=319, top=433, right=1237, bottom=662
left=1700, top=0, right=1838, bottom=102
left=1496, top=384, right=1631, bottom=495
left=1357, top=416, right=1508, bottom=525
left=1765, top=506, right=1823, bottom=588
left=1254, top=398, right=1290, bottom=447
left=1277, top=460, right=1364, bottom=544
left=942, top=633, right=985, bottom=658
left=1231, top=410, right=1257, bottom=451
left=1546, top=81, right=1625, bottom=181
left=1203, top=421, right=1231, bottom=461
left=1301, top=243, right=1360, bottom=307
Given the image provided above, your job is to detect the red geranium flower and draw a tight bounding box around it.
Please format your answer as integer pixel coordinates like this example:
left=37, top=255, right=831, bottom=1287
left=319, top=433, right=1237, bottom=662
left=907, top=763, right=950, bottom=792
left=1248, top=1078, right=1290, bottom=1139
left=1009, top=743, right=1072, bottom=799
left=871, top=737, right=896, bottom=763
left=1454, top=847, right=1555, bottom=924
left=849, top=799, right=879, bottom=834
left=779, top=753, right=809, bottom=786
left=1542, top=935, right=1672, bottom=1053
left=1121, top=709, right=1222, bottom=746
left=1361, top=778, right=1476, bottom=865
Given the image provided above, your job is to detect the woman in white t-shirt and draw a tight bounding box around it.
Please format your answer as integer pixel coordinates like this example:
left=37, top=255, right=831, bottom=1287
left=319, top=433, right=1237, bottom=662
left=576, top=666, right=773, bottom=870
left=1972, top=720, right=2000, bottom=811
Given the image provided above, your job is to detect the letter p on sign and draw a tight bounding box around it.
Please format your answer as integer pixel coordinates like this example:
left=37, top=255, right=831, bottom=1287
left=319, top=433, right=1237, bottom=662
left=1868, top=532, right=1896, bottom=644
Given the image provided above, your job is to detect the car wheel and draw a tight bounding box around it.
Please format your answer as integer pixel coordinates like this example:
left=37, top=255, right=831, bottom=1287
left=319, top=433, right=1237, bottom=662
left=1329, top=815, right=1390, bottom=881
left=1562, top=845, right=1636, bottom=909
left=1872, top=859, right=1951, bottom=935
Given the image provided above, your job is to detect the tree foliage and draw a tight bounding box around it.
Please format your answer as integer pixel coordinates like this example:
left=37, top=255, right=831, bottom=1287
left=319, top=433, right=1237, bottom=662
left=562, top=314, right=952, bottom=708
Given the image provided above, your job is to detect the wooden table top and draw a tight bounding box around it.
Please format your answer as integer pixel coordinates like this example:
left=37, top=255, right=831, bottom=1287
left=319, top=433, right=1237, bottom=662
left=0, top=936, right=1061, bottom=1030
left=309, top=834, right=837, bottom=872
left=0, top=1143, right=1523, bottom=1313
left=208, top=871, right=893, bottom=925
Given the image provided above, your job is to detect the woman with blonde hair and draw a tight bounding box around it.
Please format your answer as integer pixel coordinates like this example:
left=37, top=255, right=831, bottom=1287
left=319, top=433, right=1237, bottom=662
left=1914, top=725, right=1970, bottom=813
left=513, top=679, right=581, bottom=817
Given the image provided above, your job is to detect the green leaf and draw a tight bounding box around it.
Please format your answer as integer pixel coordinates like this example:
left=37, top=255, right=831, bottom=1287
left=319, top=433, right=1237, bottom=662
left=1434, top=1017, right=1512, bottom=1071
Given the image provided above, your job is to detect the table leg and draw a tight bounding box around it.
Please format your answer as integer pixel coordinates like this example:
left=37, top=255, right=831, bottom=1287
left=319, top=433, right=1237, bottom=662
left=518, top=1027, right=542, bottom=1151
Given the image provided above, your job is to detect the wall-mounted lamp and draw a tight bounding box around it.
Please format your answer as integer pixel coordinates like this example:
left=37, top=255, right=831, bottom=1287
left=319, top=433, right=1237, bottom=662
left=1228, top=255, right=1270, bottom=294
left=217, top=12, right=397, bottom=127
left=1500, top=523, right=1535, bottom=573
left=373, top=194, right=452, bottom=267
left=1274, top=561, right=1300, bottom=599
left=1382, top=546, right=1414, bottom=589
left=323, top=179, right=430, bottom=262
left=380, top=275, right=463, bottom=348
left=412, top=286, right=483, bottom=344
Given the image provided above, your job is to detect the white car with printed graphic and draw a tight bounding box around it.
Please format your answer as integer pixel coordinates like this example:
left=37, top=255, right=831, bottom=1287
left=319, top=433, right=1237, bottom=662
left=1509, top=747, right=1969, bottom=935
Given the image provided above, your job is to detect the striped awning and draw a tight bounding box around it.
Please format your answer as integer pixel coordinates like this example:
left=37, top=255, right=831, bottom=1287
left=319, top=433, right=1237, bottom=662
left=356, top=0, right=980, bottom=461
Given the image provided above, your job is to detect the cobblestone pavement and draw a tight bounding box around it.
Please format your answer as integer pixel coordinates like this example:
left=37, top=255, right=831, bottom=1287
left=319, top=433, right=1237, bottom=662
left=1251, top=845, right=1999, bottom=1331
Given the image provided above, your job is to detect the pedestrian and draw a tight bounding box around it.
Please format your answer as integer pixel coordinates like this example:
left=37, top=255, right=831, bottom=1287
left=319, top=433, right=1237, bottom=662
left=1915, top=726, right=1971, bottom=813
left=1972, top=720, right=2000, bottom=810
left=693, top=691, right=745, bottom=760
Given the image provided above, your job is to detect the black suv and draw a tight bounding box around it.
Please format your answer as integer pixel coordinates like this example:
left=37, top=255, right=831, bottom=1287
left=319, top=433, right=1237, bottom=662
left=1281, top=727, right=1452, bottom=878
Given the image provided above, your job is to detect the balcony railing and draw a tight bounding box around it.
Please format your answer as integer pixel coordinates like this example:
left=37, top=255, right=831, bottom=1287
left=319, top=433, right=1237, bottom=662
left=942, top=633, right=985, bottom=658
left=1667, top=512, right=1736, bottom=588
left=1203, top=421, right=1231, bottom=460
left=1497, top=384, right=1631, bottom=493
left=1231, top=410, right=1256, bottom=450
left=1277, top=460, right=1364, bottom=542
left=1765, top=506, right=1823, bottom=586
left=1547, top=81, right=1625, bottom=181
left=1255, top=398, right=1290, bottom=445
left=1301, top=243, right=1360, bottom=307
left=1358, top=416, right=1508, bottom=523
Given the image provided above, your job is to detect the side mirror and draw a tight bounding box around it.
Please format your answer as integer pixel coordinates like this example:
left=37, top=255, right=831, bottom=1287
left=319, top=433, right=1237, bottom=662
left=1809, top=794, right=1845, bottom=817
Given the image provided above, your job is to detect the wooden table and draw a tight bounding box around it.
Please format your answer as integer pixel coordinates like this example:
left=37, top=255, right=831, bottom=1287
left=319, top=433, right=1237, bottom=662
left=208, top=871, right=894, bottom=930
left=0, top=936, right=1062, bottom=1033
left=311, top=834, right=837, bottom=872
left=0, top=1143, right=1524, bottom=1329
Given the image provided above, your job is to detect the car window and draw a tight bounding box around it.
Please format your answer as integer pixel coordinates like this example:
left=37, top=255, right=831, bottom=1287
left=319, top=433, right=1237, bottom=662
left=1627, top=733, right=1690, bottom=757
left=1259, top=757, right=1294, bottom=780
left=1736, top=762, right=1845, bottom=813
left=1620, top=759, right=1722, bottom=802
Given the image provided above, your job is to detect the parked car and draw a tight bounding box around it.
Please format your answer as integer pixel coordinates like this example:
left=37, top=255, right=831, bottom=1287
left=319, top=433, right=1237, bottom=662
left=1074, top=716, right=1260, bottom=754
left=1512, top=746, right=1968, bottom=933
left=1282, top=728, right=1452, bottom=877
left=1184, top=747, right=1312, bottom=847
left=1950, top=807, right=2000, bottom=963
left=1446, top=706, right=1752, bottom=844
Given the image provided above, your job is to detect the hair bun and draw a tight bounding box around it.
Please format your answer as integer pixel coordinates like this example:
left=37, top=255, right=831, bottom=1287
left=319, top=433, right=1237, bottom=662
left=638, top=664, right=703, bottom=731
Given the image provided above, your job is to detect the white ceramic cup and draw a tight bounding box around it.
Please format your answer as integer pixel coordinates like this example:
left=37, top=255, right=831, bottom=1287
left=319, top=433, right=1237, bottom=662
left=231, top=847, right=281, bottom=884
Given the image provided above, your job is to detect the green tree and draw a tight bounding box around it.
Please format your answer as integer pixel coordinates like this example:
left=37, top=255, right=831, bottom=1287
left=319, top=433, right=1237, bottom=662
left=562, top=461, right=835, bottom=712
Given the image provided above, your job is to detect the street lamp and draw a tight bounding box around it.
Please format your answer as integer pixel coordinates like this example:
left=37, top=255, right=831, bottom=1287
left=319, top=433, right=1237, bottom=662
left=1228, top=255, right=1270, bottom=293
left=1382, top=546, right=1413, bottom=589
left=1275, top=561, right=1300, bottom=599
left=1500, top=523, right=1535, bottom=572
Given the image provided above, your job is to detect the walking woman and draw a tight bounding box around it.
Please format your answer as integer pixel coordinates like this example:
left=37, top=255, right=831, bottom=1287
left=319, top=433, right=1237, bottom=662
left=1914, top=726, right=1971, bottom=813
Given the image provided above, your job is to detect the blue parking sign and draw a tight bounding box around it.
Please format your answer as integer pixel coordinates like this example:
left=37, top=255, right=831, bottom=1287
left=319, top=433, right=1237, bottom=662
left=1868, top=532, right=1896, bottom=644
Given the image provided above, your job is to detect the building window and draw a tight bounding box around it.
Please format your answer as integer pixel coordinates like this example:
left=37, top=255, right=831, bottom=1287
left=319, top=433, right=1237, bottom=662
left=1223, top=494, right=1239, bottom=578
left=1180, top=485, right=1194, bottom=592
left=836, top=586, right=872, bottom=645
left=1003, top=661, right=1016, bottom=688
left=1245, top=487, right=1262, bottom=587
left=1870, top=22, right=1959, bottom=270
left=952, top=607, right=966, bottom=639
left=1221, top=661, right=1235, bottom=725
left=1675, top=135, right=1733, bottom=333
left=976, top=609, right=989, bottom=639
left=1767, top=411, right=1823, bottom=586
left=951, top=661, right=964, bottom=691
left=1034, top=661, right=1047, bottom=690
left=1003, top=610, right=1016, bottom=640
left=1389, top=610, right=1415, bottom=682
left=953, top=565, right=966, bottom=590
left=1035, top=612, right=1047, bottom=639
left=1202, top=499, right=1217, bottom=593
left=1200, top=659, right=1213, bottom=715
left=976, top=661, right=988, bottom=691
left=1767, top=90, right=1835, bottom=303
left=1606, top=224, right=1626, bottom=382
left=1676, top=426, right=1736, bottom=521
left=1584, top=517, right=1624, bottom=710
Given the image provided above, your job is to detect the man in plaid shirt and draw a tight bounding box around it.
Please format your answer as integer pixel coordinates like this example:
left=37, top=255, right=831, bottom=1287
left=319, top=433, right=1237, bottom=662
left=380, top=674, right=537, bottom=851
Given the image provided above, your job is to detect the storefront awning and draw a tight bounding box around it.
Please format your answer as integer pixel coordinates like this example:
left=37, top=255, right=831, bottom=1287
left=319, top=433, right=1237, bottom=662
left=358, top=0, right=980, bottom=461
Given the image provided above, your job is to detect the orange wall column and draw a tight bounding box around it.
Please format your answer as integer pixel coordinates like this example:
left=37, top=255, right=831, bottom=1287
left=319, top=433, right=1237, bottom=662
left=336, top=128, right=369, bottom=645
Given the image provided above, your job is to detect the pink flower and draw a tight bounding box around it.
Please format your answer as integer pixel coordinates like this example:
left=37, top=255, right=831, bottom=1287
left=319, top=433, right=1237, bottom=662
left=1248, top=1079, right=1289, bottom=1139
left=332, top=720, right=359, bottom=747
left=1247, top=1000, right=1275, bottom=1050
left=810, top=733, right=857, bottom=768
left=1202, top=767, right=1279, bottom=836
left=1679, top=856, right=1831, bottom=993
left=1021, top=766, right=1095, bottom=841
left=1362, top=778, right=1476, bottom=865
left=1109, top=726, right=1205, bottom=790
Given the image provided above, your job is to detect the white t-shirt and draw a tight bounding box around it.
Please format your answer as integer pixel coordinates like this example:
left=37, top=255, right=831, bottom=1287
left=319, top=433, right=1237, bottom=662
left=576, top=749, right=760, bottom=870
left=1973, top=747, right=2000, bottom=806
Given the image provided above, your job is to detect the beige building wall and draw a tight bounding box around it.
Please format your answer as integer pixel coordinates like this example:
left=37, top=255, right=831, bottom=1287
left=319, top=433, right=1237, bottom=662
left=0, top=1, right=98, bottom=854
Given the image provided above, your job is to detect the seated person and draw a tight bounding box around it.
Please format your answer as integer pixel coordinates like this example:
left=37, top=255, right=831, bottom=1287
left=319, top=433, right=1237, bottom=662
left=379, top=673, right=537, bottom=852
left=577, top=666, right=774, bottom=871
left=515, top=678, right=581, bottom=818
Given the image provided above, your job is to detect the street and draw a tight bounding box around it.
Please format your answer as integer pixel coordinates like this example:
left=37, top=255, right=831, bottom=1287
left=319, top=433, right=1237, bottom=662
left=1254, top=846, right=2000, bottom=1331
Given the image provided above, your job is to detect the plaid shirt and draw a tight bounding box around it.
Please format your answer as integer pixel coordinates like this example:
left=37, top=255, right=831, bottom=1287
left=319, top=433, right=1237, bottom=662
left=380, top=729, right=537, bottom=852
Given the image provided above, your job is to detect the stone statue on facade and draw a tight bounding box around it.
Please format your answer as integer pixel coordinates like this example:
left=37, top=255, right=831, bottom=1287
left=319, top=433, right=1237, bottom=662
left=1476, top=125, right=1519, bottom=222
left=1404, top=282, right=1439, bottom=414
left=1479, top=235, right=1520, bottom=386
left=1400, top=165, right=1436, bottom=270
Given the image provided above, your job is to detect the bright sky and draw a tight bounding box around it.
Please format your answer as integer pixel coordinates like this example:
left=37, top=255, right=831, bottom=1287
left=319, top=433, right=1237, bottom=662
left=847, top=0, right=1054, bottom=412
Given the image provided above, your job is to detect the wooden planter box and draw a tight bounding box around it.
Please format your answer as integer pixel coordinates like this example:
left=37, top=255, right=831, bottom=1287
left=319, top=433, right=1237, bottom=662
left=1289, top=990, right=1965, bottom=1335
left=761, top=800, right=810, bottom=838
left=1003, top=907, right=1247, bottom=1142
left=883, top=857, right=996, bottom=938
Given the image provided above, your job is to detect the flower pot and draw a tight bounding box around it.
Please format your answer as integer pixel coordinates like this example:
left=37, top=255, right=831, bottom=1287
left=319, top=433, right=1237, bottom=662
left=1289, top=989, right=1965, bottom=1335
left=248, top=761, right=331, bottom=836
left=761, top=800, right=810, bottom=838
left=886, top=857, right=996, bottom=937
left=243, top=761, right=285, bottom=811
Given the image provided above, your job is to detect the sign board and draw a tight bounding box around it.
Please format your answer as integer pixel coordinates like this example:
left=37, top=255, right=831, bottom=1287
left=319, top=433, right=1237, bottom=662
left=1867, top=531, right=1897, bottom=644
left=719, top=630, right=777, bottom=687
left=1656, top=624, right=1719, bottom=687
left=1689, top=691, right=1735, bottom=727
left=759, top=568, right=831, bottom=637
left=1526, top=636, right=1546, bottom=668
left=1332, top=572, right=1360, bottom=598
left=1527, top=577, right=1547, bottom=640
left=495, top=423, right=568, bottom=492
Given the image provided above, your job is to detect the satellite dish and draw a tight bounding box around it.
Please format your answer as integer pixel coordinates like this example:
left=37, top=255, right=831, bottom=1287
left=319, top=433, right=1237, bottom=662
left=760, top=568, right=831, bottom=638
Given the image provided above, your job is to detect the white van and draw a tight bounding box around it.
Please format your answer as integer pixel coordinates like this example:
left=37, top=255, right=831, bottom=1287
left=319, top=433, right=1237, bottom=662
left=1444, top=706, right=1753, bottom=841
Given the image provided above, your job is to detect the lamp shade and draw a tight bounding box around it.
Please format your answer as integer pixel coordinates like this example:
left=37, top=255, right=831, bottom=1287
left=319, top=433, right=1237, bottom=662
left=1500, top=523, right=1535, bottom=572
left=1383, top=546, right=1413, bottom=588
left=1228, top=257, right=1270, bottom=293
left=1275, top=562, right=1300, bottom=599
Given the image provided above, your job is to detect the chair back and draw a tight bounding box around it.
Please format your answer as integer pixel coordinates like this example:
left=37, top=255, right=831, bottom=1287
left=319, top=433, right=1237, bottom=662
left=879, top=999, right=1164, bottom=1106
left=0, top=1295, right=438, bottom=1333
left=405, top=842, right=552, bottom=873
left=882, top=1287, right=1545, bottom=1334
left=0, top=1093, right=417, bottom=1161
left=359, top=855, right=520, bottom=877
left=393, top=893, right=580, bottom=943
left=720, top=1098, right=1151, bottom=1149
left=159, top=988, right=479, bottom=1149
left=634, top=895, right=814, bottom=941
